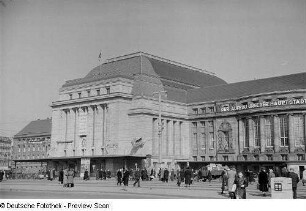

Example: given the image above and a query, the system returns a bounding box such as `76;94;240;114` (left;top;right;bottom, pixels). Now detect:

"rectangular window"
279;115;289;146
193;133;198;150
243;155;248;161
106;86;110;94
201;156;205;161
193;156;197;161
253;117;260;147
78;92;81;98
200;133;206;149
192;108;198;115
293;115;304;147
208;106;215;113
297;154;305;161
208;121;213;128
223;156;228;161
267;155;273;161
209;132;214;149
209;156;214;161
87;90;91;97
281;154;288;161
200;121;205;128
200;108;206;114
69;94;72;100
96;89;100;96
244;119;249;148
265;117;274;147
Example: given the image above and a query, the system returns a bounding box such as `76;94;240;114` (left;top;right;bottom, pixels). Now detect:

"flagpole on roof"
98;50;102;73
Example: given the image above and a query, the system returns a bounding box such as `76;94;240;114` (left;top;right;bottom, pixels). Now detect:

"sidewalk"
1;178;306;199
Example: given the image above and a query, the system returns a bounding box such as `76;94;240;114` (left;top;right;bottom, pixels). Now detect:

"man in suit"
288;168;299;199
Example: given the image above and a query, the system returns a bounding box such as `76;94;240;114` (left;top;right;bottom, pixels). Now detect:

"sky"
1;0;306;137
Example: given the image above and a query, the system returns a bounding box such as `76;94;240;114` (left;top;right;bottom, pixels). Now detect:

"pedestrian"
150;168;154;181
180;168;185;184
208;170;212;182
133;168;141;187
184;167;192;188
221;168;229;194
96;168;99;180
287;168;299;199
164;168;169;183
123;168;130;190
258;168;269;196
170;169;175;181
198;169;202;181
0;170;4;182
67;168;75;188
234;172;248;199
158;168;161;181
177;169;182;187
59;168;64;184
84;169;89;181
117;169;122;186
302;169;306;186
160;168;165;182
268;169;275;190
99;168;103;180
102;169;107;180
227;166;237;199
47;170;51;181
281;167;289;177
63;168;68;187
106;169;111;179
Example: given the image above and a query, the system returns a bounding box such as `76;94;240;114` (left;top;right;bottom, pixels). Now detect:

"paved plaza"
1;178;306;199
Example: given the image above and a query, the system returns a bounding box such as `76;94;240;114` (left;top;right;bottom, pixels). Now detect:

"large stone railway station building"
14;52;306;178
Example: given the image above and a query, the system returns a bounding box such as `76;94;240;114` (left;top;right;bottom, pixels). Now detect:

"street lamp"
153;91;167;168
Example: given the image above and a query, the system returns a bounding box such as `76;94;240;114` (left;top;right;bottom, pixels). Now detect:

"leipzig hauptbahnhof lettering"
12;52;306;178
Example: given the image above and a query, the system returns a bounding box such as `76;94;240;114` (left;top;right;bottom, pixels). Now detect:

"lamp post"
153;91;167;168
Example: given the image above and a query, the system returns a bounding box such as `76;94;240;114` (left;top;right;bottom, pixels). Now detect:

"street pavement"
1;178;306;199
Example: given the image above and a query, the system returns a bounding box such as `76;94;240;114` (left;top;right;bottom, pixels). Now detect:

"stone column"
105;104;109;143
172;121;176;156
288;114;295;153
239;118;244;152
304;114;306;151
72;108;78;150
100;104;106;155
152;118;157;156
273;115;280;153
90;105;97;147
87;106;93;147
260;116;266;153
248;117;254;150
179;121;182;156
162;119;166;156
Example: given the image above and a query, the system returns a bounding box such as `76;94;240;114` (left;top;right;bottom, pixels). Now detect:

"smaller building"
0;136;12;171
12;118;51;178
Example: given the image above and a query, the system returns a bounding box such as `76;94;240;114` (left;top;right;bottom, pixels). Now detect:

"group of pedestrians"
95;169;112;180
58;168;75;188
221;166;302;199
258;167;300;199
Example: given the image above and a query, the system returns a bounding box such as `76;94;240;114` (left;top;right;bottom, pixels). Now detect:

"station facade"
49;52;306;177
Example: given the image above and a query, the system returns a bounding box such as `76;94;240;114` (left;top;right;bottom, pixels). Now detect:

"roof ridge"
104;51;216;76
193;71;306;91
